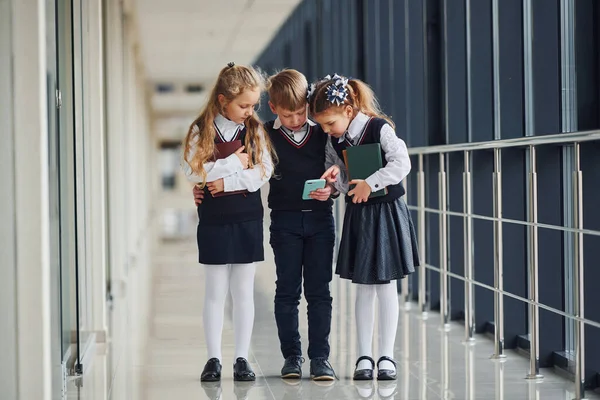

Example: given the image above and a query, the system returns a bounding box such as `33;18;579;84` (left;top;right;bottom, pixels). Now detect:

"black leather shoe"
201;358;222;382
353;356;375;381
376;356;397;381
310;357;336;381
233;357;256;381
281;355;304;379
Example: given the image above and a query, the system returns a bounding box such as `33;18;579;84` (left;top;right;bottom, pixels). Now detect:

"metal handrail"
402;133;595;397
405;205;600;237
408;129;600;155
421;263;600;331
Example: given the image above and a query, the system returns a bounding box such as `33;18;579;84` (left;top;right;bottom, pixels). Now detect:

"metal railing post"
491;148;506;359
526;145;543;380
573;143;586;399
417;154;427;316
439;153;450;329
463;151;475;342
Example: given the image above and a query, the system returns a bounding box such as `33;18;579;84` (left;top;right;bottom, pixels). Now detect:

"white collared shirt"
182;114;273;192
273;117;317;143
333;112;411;193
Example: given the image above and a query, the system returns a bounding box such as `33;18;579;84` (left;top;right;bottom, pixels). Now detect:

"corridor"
138;195;597;400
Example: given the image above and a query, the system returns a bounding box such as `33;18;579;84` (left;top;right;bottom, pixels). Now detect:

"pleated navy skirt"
336;197;419;284
196;219;264;265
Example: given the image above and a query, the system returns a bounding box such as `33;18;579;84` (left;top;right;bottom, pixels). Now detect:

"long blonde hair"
183;64;276;187
308;76;395;128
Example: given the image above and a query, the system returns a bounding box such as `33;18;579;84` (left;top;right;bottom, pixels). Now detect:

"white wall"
11;0;53;398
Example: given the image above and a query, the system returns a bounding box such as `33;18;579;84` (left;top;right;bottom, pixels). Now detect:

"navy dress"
331;117;419;284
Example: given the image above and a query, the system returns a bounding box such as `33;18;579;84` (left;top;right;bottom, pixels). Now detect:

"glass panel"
56;0;79;367
72;0;92;359
45;0;66;394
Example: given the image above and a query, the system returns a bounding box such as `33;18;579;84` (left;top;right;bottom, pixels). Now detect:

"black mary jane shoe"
353;356;375;381
233;357;256;382
376;356;397;381
201;358;222;382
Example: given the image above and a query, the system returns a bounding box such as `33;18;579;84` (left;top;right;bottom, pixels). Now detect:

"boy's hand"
309;184;333;201
207;179;225;195
348;179;371;203
193;185;204;206
320;165;340;184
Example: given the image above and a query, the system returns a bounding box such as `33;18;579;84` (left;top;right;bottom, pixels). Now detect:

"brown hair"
182;64;276;187
308;76;395;128
267;69;308;111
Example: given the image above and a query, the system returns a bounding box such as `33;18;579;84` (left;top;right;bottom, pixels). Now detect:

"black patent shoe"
233;357;256;381
376;356;397;381
353;356;375;381
201;358;222;382
281;355;304;379
201;381;222;400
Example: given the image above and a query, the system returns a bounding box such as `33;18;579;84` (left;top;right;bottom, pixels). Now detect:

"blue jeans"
270;209;335;360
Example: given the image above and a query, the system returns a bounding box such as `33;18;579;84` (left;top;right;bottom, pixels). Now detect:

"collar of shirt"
338;111;370;143
273;116;316;132
214;114;245;142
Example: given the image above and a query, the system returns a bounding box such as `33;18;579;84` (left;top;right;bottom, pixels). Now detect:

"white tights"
203;263;256;363
355;282;399;372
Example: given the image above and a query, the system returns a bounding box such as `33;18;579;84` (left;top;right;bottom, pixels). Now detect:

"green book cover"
343;143;387;198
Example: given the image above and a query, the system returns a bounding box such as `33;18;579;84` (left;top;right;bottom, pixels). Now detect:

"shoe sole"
311;375;335;381
200;377;221;382
353;375;374;381
281;373;301;379
234;376;256;382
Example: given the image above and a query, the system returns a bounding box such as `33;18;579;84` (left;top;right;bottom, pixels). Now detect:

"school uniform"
266;117;341;360
183;114;272;265
330;112;419;284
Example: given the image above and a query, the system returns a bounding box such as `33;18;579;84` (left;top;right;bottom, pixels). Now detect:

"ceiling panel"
136;0;300;125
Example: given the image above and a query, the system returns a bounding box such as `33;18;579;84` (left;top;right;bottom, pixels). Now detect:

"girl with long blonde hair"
182;62;275;383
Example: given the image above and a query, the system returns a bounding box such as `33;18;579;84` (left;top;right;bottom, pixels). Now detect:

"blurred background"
2;0;600;399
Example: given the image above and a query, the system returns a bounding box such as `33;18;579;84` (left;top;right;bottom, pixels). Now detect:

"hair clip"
227;62;235;68
326;83;349;106
307;83;316;101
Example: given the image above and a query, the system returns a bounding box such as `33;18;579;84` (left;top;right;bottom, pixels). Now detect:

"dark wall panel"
532;0;560;136
467;0;494;142
501;149;528;347
498;0;524;139
472;151;494;331
581;142;600;383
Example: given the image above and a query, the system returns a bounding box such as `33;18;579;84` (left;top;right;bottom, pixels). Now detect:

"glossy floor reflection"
140;210;600;400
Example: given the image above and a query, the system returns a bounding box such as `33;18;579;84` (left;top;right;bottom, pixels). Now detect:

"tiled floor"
63;196;599;400
139;210;600;400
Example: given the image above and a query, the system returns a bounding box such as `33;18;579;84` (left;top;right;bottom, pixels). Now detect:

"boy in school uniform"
195;69;344;381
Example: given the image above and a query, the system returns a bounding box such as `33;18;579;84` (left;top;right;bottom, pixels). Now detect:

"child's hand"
348;180;371;203
193;185;204;206
310;184;333;201
235;146;249;169
207;179;225;195
320;165;340;184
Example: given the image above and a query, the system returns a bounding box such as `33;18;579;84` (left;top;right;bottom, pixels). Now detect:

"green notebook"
343;143;387;198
